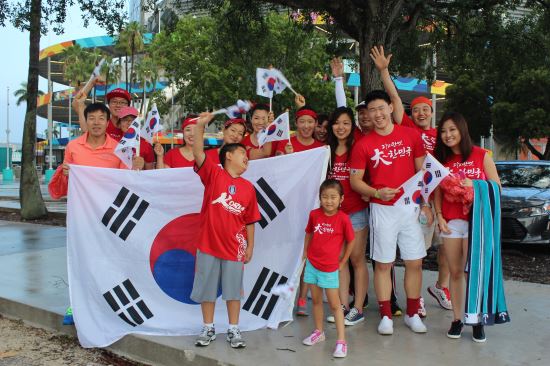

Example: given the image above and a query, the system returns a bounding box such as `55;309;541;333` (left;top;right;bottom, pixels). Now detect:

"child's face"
320;187;343;214
226;147;249;174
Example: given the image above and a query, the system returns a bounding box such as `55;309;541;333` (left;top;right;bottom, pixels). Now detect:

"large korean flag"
67;147;329;348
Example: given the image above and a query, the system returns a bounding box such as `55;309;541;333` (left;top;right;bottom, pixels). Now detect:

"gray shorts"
349;208;369;231
190;250;244;303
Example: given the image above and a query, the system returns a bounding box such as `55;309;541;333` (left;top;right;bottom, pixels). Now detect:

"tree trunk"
20;0;47;219
125;55;129;92
544;139;550;160
358;32;383;100
524;139;544;160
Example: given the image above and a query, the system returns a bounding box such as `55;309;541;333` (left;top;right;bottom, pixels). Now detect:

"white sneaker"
377;316;393;335
404;314;427;333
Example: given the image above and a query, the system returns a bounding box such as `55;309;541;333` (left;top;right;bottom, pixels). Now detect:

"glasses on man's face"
110;100;129;107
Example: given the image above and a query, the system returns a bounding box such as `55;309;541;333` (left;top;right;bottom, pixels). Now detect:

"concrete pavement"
0;220;548;366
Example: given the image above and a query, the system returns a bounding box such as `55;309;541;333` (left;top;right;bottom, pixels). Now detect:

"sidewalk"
0;220;548;366
0;179;66;213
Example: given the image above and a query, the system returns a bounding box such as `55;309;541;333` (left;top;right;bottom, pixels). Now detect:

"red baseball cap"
106;88;132;103
410;96;432;110
118;106;139;119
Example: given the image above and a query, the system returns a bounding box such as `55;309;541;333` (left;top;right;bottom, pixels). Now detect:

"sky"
0;4;112;147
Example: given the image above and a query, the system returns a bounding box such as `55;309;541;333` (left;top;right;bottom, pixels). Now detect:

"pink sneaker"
333;340;347;358
302;329;325;346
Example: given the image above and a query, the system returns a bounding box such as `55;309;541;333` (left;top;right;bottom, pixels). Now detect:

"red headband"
224;118;247;129
181;117;197;129
296;109;318;121
411;96;432;109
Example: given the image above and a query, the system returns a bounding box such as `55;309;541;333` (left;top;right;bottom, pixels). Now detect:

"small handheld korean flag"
141;104;162;143
224;100;252;119
271;68;298;96
115;118;141;169
421;153;450;202
394;170;424;206
256;68;278;98
257;112;290;147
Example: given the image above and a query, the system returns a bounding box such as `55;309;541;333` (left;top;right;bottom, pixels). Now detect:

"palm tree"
13;82;44;106
116;22;145;92
61;44;94;88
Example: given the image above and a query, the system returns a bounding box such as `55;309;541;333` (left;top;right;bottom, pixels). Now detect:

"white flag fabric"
257;112;290;147
224;99;252;119
141;104;162;144
256;68;292;98
421;153;450;202
67;147;330;348
394;170;424;206
114;118;141;169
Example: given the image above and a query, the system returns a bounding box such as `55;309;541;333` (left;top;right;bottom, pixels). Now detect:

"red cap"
106;88;132;103
410;96;432;110
224;118;247;129
118;106;139;119
296;108;318;121
181;117;198;129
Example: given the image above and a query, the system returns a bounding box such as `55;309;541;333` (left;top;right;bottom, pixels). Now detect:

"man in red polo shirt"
350;90;432;336
370;45;452;314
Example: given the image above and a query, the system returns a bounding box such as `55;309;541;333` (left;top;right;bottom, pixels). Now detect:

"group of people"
49;45;501;359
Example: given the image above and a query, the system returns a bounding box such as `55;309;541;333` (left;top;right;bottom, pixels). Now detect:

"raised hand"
330;57;344;78
370;45;392;71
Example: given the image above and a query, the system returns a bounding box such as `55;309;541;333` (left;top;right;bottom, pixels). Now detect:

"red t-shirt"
276;136;324;154
353;128;367;143
242;134;278;158
194;155;261;261
164;147;194;168
441;146;487;221
205;148;221;165
328;152;368;215
107;120;123;141
350;124;425;205
401;112;437;154
305;208;355;272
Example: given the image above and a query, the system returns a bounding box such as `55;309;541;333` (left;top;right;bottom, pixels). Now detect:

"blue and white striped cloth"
465;180;511;326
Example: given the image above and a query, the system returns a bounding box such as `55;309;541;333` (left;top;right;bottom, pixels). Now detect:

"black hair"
219;143;246;168
434;111;474;164
327;107;355;170
319;178;344;197
364;90;391;108
249;103;270;117
317;113;329;124
84;102;110;120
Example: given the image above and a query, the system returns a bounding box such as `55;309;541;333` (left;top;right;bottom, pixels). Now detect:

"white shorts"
369;203;427;263
440;219;469;239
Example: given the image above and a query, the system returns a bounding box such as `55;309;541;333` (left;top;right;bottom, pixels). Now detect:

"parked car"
496;161;550;244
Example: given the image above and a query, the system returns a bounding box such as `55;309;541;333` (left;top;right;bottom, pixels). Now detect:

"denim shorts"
303;259;339;289
349;208;369;231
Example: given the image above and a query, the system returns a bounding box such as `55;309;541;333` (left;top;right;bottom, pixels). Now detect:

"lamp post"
44;57;55;184
2;86;13;183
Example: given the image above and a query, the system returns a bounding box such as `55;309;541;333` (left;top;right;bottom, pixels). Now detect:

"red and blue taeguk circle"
267;77;276;91
149;117;158;129
267;124;277;135
149;213;220;304
423;171;433;185
124;128;137;139
412;190;423;204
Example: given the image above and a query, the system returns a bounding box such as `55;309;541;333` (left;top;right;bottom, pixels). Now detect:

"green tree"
13;82;44;106
62;44;94;87
1;0;126;219
116;21;146;92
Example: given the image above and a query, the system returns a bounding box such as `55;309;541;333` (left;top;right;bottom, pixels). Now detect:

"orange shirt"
48;133;126;199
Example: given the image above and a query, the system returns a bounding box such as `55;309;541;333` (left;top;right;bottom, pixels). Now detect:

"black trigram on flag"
101;187;149;241
243;267;288;320
426;162;432;169
276;130;283;137
434;170;442;178
254;177;285;229
103;279;154;327
404;197;411;205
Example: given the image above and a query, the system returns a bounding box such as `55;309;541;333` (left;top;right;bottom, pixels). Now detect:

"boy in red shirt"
191;112;261;349
350;90;432;336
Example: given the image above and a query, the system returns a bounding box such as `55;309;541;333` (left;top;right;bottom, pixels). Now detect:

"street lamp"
2;86;14;183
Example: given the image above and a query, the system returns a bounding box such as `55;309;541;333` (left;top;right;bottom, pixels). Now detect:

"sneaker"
447;320;463;339
427;284;453;310
327;304;348;323
404;314;427;333
344;307;365;326
195;326;216;347
377;316;394;335
226;327;246;348
62;307;74;325
418;297;427;318
332;340;347;358
472;324;486;343
302;329;326;346
391;301;402;317
296;298;308;316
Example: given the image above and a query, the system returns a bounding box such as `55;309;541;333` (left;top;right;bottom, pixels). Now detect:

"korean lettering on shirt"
313;222;335;235
421;132;436;152
371;140;412;168
451;160;483;179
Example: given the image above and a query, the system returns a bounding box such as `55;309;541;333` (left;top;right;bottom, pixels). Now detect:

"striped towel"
465;180;511;326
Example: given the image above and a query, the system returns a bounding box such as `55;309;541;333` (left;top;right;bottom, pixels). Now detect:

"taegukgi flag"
224;99;252;119
394;170;424;206
421;153;450;202
114;118;141;169
257;112;290;147
141;104;162;144
66;147;330;348
256;68;294;98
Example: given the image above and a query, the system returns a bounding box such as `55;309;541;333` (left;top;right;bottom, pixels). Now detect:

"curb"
0;297;233;366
